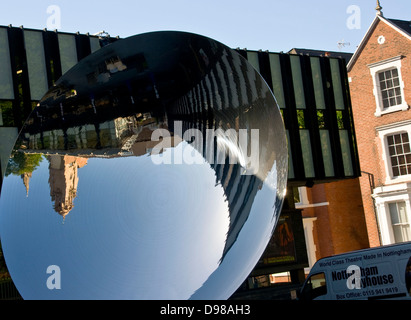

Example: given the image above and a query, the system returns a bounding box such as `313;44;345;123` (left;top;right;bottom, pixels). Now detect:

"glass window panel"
58;33;78;75
400;166;407;175
339;130;353;176
396;145;404;154
269;54;286;109
310;57;325;110
402;133;409;143
24;30;49;100
389;202;411;243
0;28;14;99
404;226;411;241
320;130;334;177
389;146;396;156
391;156;398;166
330;59;345;110
392;226;402;243
290;55;306;109
89;36;101;53
399;155;406;165
392;68;398;77
300;130;315;178
246;51;260;73
399;202;408;222
393;167;399;176
379;68;402;108
389;203;400;224
387;135;394;145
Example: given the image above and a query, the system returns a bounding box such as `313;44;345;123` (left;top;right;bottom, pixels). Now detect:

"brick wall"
302;178;369;261
348;18;411;247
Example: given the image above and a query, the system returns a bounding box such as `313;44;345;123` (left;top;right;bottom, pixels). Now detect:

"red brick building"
347;6;411;247
296;178;369;269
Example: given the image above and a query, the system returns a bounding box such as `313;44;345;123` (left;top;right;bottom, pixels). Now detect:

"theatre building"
0;25;365;299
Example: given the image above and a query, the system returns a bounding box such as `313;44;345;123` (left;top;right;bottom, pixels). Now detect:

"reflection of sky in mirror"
191;163;279;299
0;31;288;300
0;142;234;299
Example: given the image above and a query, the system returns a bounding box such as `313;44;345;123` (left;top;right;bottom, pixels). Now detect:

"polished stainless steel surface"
0;31;287;299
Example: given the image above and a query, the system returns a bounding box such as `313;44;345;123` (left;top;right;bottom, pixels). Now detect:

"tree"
5;151;43;177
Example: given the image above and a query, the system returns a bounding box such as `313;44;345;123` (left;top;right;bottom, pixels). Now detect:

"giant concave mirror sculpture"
0;31;288;300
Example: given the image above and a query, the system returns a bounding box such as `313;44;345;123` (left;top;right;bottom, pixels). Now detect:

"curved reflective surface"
0;31;288;299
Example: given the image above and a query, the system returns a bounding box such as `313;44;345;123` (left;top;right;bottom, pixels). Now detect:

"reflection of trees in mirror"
5;151;43;177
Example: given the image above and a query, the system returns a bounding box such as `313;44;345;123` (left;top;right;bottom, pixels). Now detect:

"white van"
299;242;411;300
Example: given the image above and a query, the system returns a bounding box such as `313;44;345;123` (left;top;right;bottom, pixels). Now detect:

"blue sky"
0;0;410;53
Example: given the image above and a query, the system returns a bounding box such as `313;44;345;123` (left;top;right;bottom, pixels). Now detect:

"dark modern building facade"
0;25;360;299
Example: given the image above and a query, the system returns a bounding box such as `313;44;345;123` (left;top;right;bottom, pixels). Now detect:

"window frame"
377;121;411;184
386;132;411;178
373;185;411;245
368;56;408;117
388;201;411;243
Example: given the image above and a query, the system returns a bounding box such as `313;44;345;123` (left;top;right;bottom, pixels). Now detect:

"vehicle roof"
315;241;411;264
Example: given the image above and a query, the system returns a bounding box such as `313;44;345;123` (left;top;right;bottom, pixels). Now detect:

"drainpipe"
361;171;382;246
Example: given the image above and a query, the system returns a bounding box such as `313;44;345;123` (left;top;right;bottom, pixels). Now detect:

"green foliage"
5;152;43;177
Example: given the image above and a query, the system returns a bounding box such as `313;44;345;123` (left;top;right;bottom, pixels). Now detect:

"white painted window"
373;183;411;245
368;56;408;117
377;120;411;184
388;201;411;243
386;132;411;177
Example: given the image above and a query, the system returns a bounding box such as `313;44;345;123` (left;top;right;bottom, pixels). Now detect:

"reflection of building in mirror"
22;114;167;157
18;154;88;220
47;155;87;220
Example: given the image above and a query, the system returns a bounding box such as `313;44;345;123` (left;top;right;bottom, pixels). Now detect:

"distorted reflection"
0;31;287;299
